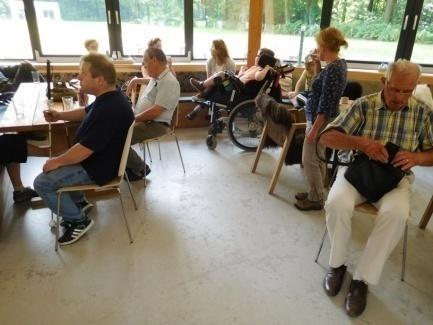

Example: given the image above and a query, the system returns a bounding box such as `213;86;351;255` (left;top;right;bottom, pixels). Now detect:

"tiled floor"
1;128;433;324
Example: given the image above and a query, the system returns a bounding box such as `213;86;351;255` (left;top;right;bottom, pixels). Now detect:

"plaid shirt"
325;91;433;161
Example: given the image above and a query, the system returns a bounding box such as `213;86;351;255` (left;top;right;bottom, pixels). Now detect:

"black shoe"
323;265;347;296
125;165;151;181
125;168;144;181
345;280;368;317
77;199;94;214
58;218;94;246
295;192;308;201
13;187;38;203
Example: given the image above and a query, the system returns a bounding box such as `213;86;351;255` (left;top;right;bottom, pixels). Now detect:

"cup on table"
11;98;24;119
61;96;74;111
31;71;40;84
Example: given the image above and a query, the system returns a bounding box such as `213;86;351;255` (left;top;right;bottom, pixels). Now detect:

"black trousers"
0;134;27;163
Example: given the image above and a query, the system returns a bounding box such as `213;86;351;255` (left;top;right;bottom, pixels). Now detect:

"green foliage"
0;0;10;18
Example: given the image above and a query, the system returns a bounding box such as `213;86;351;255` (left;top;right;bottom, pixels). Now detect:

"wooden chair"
53;121;137;251
141;105;186;185
419;194;433;229
314;202;409;281
251;108;306;194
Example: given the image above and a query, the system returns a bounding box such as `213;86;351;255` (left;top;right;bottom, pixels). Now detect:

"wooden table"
0;83;79;133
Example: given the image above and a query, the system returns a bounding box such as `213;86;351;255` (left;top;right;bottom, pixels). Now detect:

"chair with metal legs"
53;121;138;251
141;105;186;185
314;202;409;281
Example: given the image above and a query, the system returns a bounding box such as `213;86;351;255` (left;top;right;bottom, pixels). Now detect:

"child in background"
288;54;315;109
84;39;99;53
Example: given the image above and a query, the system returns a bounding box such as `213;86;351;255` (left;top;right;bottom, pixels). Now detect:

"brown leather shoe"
295;192;308;201
323;265;347;296
294;198;323;211
345;280;368;317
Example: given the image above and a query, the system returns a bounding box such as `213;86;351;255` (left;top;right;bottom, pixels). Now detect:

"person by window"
288;53;315;109
84;39;99;53
294;27;348;211
125;48;180;181
126;38;176;97
206;39;236;78
185;48;276;120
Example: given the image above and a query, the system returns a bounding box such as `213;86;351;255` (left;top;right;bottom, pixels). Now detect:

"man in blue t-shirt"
34;53;134;246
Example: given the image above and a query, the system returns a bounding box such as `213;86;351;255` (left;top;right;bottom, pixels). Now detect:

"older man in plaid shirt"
320;59;433;317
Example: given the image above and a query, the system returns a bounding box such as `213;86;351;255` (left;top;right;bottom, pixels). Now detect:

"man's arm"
320;129;389;163
135;104;165;122
43;143;93;173
43;107;86;122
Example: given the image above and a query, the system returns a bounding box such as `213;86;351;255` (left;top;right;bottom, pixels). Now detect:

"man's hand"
43;109;61;122
362;139;388;163
43;157;61;173
288;91;298;99
126;77;138;96
393;151;418;171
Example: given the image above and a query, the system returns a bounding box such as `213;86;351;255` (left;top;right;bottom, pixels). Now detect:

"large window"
411;0;433;65
35;0;109;56
0;0;431;68
119;0;185;56
330;0;407;63
192;0;250;59
0;0;33;59
261;0;323;62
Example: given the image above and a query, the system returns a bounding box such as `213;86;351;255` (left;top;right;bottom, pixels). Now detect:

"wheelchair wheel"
206;134;217;150
227;99;263;151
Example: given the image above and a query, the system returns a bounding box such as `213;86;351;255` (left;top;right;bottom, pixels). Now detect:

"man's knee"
33;172;51;192
325;192;354;222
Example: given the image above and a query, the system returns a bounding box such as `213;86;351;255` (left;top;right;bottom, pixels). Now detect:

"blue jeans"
33;164;93;223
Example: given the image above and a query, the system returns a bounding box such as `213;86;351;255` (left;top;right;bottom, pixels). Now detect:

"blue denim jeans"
33;164;93;223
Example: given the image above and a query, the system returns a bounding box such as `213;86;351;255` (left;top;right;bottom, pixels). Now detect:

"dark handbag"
344;143;405;202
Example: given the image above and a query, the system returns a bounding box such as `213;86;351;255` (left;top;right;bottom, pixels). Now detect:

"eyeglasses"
385;82;414;95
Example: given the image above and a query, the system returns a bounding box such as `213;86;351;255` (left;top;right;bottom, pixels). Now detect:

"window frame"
0;0;431;70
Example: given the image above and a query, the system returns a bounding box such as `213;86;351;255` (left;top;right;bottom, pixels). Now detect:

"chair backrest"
169;105;179;132
118;121;135;177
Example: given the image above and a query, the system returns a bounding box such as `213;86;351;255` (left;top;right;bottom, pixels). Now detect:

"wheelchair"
192;70;281;151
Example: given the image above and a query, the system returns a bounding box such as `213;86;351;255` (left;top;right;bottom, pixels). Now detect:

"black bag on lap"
344;142;406;202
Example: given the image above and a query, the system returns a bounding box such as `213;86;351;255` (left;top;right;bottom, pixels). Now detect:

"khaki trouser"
301;123;327;202
126;121;168;174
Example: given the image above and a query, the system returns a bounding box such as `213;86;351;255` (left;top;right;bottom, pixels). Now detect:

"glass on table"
61;96;74;111
31;71;40;84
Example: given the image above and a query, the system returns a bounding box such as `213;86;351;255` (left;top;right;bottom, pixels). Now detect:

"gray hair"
144;47;167;65
385;59;422;82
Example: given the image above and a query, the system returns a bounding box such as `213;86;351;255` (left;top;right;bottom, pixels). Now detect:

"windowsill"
3;60;433;84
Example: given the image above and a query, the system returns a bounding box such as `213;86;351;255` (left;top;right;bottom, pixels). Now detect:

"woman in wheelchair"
186;48;277;120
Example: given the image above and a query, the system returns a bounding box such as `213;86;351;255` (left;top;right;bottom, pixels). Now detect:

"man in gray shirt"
126;47;180;180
